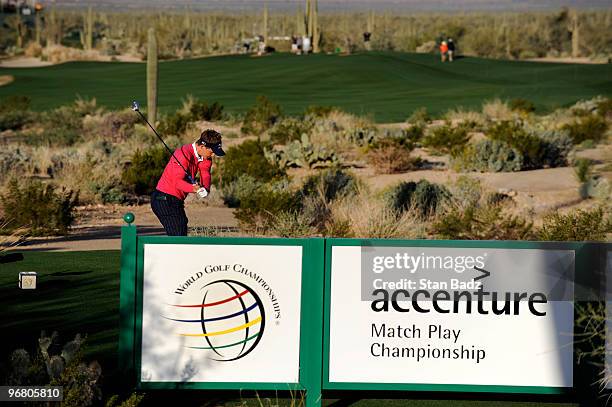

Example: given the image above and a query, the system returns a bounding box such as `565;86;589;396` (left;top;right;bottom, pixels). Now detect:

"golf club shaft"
134;110;195;184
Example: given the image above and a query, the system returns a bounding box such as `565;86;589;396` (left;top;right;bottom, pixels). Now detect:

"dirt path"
0;57;53;68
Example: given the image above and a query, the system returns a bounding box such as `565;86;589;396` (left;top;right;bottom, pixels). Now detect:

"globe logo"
171;279;265;361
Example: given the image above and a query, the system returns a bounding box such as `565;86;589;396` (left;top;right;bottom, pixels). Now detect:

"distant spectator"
439;41;448;62
447;38;456;62
302;35;311;54
363;31;372;51
291;35;298;54
257;35;266;55
297;36;303;55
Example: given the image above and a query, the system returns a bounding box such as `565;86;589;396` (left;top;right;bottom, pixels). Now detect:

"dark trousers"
151;190;188;236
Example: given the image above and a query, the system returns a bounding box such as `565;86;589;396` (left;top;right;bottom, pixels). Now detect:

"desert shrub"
121;146;168;195
221;139;285;184
304;105;335;118
562;115;608;144
574;158;593;183
451;176;482;209
96;109;139;142
536;129;573;168
241;96;282;135
270;210;318;238
444;108;487;129
0;110;32;131
538;207;611;241
158;112;191;136
596;97;612;119
403;125;425;144
300;168;358;202
487;121;545;169
384;180;451;218
367;138;421;174
423;124;470;156
234;184;301;232
407;107;430;125
344;127;378;147
509;98;536;113
0;95;31;112
220;174;263;208
269;117;314;144
0;179;78;236
33;105;86;146
5;332;104;407
189;100;224;121
453;139;524;172
482;99;514;121
0;148;30;174
432;203;534;240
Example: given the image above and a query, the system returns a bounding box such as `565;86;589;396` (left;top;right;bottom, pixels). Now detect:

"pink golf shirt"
156;143;212;201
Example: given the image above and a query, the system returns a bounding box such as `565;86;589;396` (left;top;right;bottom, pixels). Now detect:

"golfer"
151;129;225;236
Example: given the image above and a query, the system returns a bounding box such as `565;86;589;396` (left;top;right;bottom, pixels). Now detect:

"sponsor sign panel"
328;245;575;388
140;244;303;383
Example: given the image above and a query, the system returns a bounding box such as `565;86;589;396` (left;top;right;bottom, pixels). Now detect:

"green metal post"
118;213;137;383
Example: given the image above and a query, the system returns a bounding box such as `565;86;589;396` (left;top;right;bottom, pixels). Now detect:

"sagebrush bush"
432;203;534;240
538;207;611;241
423;124;470;156
270;211;318;238
0;110;32;131
158;112;191;136
509;98;536;114
0;178;78;236
451;176;482;209
121;146;168;195
487;121;544;169
220;139;285;184
368;138;421;174
452;139;524;172
189;100;224;121
0;95;31;113
384;180;451;218
96;109;139;142
234;184;300;232
407;107;430;125
30;104;88;146
220;174;262;208
241;96;282;135
482;99;514;121
535;129;573;168
562;114;608;144
300;168;359;203
303;105;336;118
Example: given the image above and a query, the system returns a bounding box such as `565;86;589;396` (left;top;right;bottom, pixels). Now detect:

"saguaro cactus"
263;2;268;40
569;9;580;58
85;6;93;50
147;27;158;124
312;0;319;53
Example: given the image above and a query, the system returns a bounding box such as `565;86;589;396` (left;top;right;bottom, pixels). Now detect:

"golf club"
131;100;196;184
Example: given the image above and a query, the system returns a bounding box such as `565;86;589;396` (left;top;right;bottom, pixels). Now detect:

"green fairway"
0;250;582;406
0;52;610;122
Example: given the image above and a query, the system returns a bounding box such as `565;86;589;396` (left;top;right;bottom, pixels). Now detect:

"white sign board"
328;246;574;388
141;244;303;383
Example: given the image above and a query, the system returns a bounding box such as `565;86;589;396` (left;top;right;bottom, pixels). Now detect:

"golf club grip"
135;110;194;183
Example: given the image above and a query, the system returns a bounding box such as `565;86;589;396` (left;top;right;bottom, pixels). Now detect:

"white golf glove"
197;187;208;198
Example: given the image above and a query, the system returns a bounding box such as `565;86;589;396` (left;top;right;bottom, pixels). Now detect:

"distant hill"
42;0;612;12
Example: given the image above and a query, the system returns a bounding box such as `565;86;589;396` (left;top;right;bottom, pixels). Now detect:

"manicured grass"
1;52;611;122
0;251;121;371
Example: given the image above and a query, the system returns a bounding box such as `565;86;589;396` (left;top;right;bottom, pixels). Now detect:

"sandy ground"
0;57;53;68
525;57;610;64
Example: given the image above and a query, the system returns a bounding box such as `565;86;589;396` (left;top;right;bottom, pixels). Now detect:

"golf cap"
198;129;225;156
205;141;225;157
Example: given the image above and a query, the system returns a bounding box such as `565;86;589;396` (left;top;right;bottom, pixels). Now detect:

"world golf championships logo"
169;279;265;361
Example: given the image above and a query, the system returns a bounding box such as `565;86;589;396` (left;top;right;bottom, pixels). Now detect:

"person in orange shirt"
440;41;448;62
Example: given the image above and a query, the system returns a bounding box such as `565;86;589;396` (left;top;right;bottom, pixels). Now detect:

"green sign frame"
119;218;609;403
119;223;324;406
322;238;602;395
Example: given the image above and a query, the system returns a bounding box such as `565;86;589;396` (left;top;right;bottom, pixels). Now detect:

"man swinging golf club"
151;129;225;236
